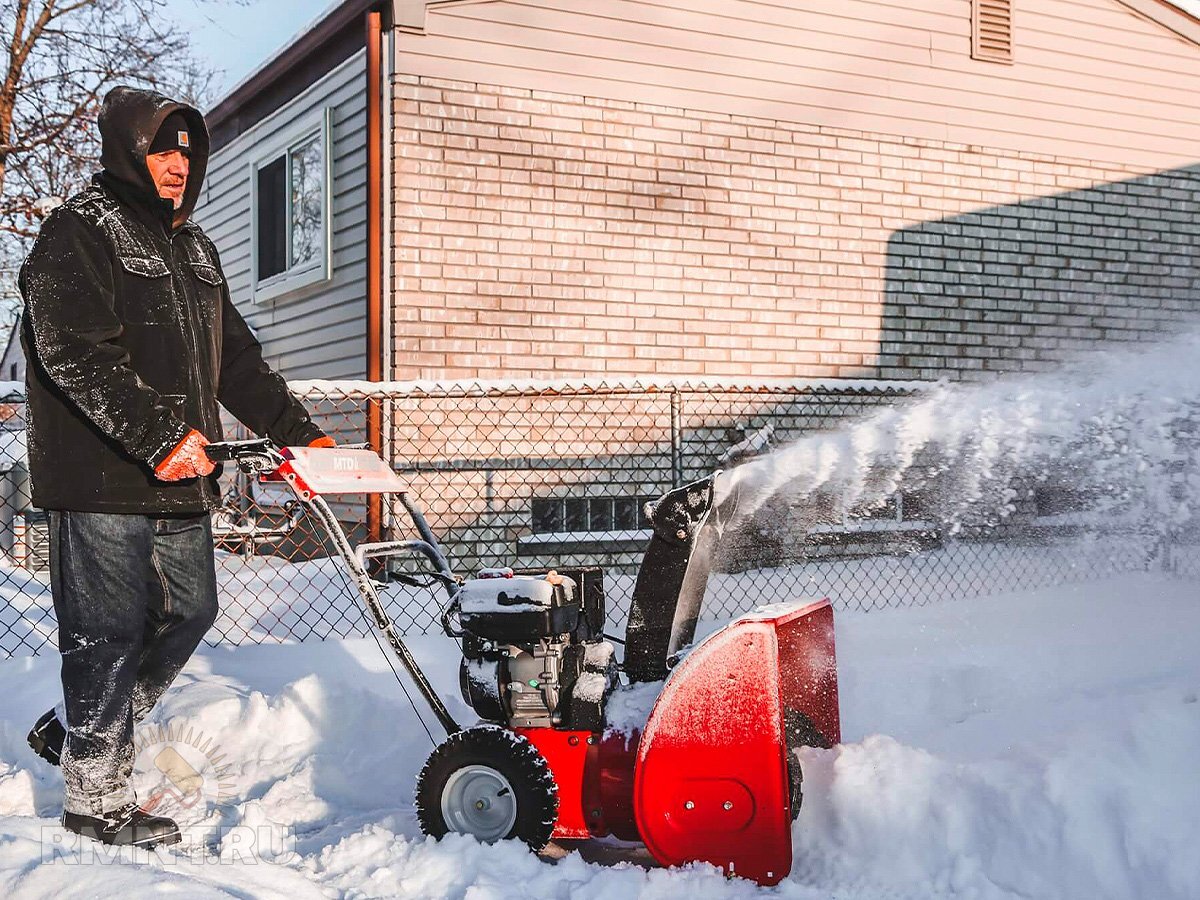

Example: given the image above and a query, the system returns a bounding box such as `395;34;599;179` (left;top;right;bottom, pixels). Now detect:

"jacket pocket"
118;253;176;324
118;255;170;278
189;262;223;286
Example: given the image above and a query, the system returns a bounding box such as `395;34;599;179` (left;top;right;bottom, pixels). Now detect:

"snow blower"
207;440;840;887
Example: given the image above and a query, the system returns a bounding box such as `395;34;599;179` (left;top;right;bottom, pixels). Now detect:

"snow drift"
0;572;1195;899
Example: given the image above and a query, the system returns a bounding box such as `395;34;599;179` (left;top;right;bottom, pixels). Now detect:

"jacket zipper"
169;233;215;505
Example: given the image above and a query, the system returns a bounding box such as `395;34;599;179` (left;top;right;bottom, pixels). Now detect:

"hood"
97;86;210;229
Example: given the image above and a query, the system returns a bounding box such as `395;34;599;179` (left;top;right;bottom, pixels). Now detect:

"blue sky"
170;0;338;108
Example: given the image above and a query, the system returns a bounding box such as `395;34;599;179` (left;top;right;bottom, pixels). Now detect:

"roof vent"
972;0;1013;63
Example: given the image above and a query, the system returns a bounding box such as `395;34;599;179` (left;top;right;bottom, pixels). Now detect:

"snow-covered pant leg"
49;511;219;815
50;511;151;815
131;515;219;721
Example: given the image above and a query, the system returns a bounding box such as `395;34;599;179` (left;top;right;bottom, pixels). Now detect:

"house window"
251;108;332;302
971;0;1013;64
532;496;654;535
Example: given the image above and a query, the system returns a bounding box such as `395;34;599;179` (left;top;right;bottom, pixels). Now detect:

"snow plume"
719;330;1200;536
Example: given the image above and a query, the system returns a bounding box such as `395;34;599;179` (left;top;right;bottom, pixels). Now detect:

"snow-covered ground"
0;570;1195;899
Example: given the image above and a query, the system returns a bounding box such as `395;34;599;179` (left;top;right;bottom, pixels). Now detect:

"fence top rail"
0;378;934;404
288;376;933;400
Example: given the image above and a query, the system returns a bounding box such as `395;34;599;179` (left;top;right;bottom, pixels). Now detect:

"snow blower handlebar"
204;437;283;472
204;439;462;738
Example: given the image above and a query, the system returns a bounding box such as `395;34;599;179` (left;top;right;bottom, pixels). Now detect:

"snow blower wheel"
416;725;558;849
787;755;803;821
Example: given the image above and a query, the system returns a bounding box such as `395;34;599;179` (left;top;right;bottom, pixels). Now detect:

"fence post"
12;513;25;569
1160;530;1176;577
670;387;683;488
366;397;383;543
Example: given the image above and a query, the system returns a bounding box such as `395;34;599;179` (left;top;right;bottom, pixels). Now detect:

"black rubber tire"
415;725;558;849
783;706;824;822
786;754;804;821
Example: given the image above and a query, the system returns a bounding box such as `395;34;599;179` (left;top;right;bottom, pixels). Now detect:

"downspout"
365;7;384;543
380;19;395;532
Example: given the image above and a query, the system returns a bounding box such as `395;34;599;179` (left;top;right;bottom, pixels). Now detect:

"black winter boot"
62;802;182;848
27;708;64;766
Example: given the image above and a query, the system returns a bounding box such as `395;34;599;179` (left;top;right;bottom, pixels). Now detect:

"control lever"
204;439;284;475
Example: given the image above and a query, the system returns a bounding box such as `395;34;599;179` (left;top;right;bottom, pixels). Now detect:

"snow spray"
717;330;1200;541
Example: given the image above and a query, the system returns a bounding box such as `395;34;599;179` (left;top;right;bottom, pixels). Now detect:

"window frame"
248;106;334;304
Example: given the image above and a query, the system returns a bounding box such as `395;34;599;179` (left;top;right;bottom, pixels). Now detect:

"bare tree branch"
0;0;229;319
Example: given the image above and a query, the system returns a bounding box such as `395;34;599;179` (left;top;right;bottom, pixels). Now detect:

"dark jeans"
48;510;218;815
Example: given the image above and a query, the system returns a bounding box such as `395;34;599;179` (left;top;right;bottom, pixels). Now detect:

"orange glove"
154;430;216;481
308;436;336;448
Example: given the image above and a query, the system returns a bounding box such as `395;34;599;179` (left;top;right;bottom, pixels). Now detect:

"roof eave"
204;0;382;146
1118;0;1200;46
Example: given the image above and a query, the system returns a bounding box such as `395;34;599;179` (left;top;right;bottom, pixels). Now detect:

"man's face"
146;150;189;208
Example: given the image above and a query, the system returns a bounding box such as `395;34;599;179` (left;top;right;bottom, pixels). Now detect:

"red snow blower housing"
207;441;839;886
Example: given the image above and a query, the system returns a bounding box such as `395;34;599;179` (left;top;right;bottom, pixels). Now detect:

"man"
19;86;334;848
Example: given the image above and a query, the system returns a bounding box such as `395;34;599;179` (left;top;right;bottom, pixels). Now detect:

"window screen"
289;134;324;270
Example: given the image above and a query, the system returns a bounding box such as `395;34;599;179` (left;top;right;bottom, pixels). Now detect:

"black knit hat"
148;111;192;155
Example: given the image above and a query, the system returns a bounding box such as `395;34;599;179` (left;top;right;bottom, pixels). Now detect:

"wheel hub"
440;764;518;842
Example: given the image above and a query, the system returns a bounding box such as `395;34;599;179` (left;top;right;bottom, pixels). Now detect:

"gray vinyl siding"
0;320;23;383
193;51;368;380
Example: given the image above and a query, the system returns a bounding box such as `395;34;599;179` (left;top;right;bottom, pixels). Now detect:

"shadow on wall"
879;164;1200;381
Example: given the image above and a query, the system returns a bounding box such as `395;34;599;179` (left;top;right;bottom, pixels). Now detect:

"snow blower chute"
208;441;839;887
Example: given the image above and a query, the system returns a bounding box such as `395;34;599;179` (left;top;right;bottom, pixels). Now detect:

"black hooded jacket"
19;87;324;514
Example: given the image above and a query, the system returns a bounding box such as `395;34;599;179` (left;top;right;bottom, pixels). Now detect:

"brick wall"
390;74;1200;382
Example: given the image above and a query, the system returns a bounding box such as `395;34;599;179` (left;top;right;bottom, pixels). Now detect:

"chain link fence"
0;378;1195;658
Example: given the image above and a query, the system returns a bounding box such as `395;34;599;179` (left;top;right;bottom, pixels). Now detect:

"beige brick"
390;77;1171;382
420;76;476;92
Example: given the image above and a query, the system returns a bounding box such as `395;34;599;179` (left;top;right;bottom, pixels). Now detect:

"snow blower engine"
451;567;618;733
